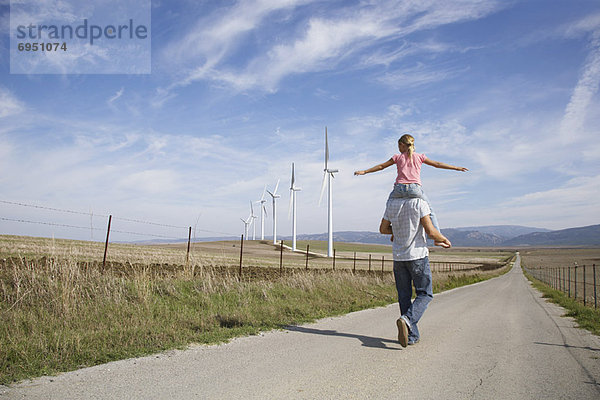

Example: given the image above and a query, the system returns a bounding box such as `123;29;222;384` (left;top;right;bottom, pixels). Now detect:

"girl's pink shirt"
392;152;427;184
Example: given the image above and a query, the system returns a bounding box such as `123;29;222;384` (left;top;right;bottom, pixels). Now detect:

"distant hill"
291;225;600;247
501;224;600;247
294;231;391;245
130;224;600;247
440;229;505;247
452;225;552;238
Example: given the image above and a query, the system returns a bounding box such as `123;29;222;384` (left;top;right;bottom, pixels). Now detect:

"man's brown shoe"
396;318;408;348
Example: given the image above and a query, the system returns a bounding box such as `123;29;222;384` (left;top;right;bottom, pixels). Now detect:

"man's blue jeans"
393;257;433;342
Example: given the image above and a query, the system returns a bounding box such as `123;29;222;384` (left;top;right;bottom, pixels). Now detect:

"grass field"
519;247;600;270
293;240;391;254
520;247;600;303
0;235;513;385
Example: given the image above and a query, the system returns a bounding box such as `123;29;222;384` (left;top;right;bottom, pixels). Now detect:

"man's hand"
434;239;451;248
379;218;393;235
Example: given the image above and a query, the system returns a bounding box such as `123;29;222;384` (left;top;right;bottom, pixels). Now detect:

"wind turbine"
240;215;251;239
288;163;301;251
257;186;268;240
318;127;338;257
266;179;281;245
249;201;257;240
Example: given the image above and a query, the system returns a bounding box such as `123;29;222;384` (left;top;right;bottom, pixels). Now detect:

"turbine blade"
325;127;329;170
273;178;280;195
260;185;266;201
318;171;327;206
291;162;295;188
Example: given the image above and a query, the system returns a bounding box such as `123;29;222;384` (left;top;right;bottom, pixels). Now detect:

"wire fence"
1;199;511;274
265;244;504;274
523;264;599;309
0;199;236;241
0;234;509;278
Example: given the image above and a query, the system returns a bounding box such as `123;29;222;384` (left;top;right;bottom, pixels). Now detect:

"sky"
0;0;599;242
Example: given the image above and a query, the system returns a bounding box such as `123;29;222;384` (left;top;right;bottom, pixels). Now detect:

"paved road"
3;255;600;399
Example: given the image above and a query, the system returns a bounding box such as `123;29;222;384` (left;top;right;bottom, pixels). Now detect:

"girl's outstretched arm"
423;158;468;172
354;158;394;175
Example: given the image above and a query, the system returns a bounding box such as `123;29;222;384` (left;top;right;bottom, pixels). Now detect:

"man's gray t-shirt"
383;197;431;261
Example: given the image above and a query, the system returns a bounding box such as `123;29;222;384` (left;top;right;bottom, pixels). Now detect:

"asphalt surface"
2;254;600;399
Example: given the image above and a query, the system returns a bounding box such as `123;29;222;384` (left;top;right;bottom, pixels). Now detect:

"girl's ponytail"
399;134;415;161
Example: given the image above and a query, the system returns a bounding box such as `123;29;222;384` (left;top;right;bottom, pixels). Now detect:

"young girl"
354;133;468;231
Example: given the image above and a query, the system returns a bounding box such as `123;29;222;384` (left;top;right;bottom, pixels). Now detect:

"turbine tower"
249;201;257;240
288;163;301;251
318;127;338;257
257;185;268;240
266;179;281;245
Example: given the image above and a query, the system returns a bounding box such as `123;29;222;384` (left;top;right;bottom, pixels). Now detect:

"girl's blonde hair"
399;134;415;160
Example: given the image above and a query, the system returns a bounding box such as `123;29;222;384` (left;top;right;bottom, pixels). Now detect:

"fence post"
353;252;356;273
305;245;310;270
186;226;192;264
568;266;571;298
381;256;384;274
574;264;578;301
558;267;560;290
368;254;372;272
333;249;336;271
102;214;112;269
238;235;244;276
594;264;597;309
279;240;284;273
583;265;587;306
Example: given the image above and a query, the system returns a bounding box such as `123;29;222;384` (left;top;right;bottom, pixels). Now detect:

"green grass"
0;236;514;385
524;271;600;336
294;240;392;254
0;258;398;385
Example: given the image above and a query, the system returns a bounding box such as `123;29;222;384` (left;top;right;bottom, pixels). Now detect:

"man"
379;196;451;347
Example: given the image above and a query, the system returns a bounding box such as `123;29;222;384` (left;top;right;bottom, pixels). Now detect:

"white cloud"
559;35;600;142
118;169;181;194
564;13;600;38
495;175;600;229
160;0;506;94
506;175;600;208
107;87;124;105
158;0;315;96
0;88;25;117
163;0;312;66
377;63;469;89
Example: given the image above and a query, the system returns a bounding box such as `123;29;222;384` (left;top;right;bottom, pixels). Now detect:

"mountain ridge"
127;224;600;247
